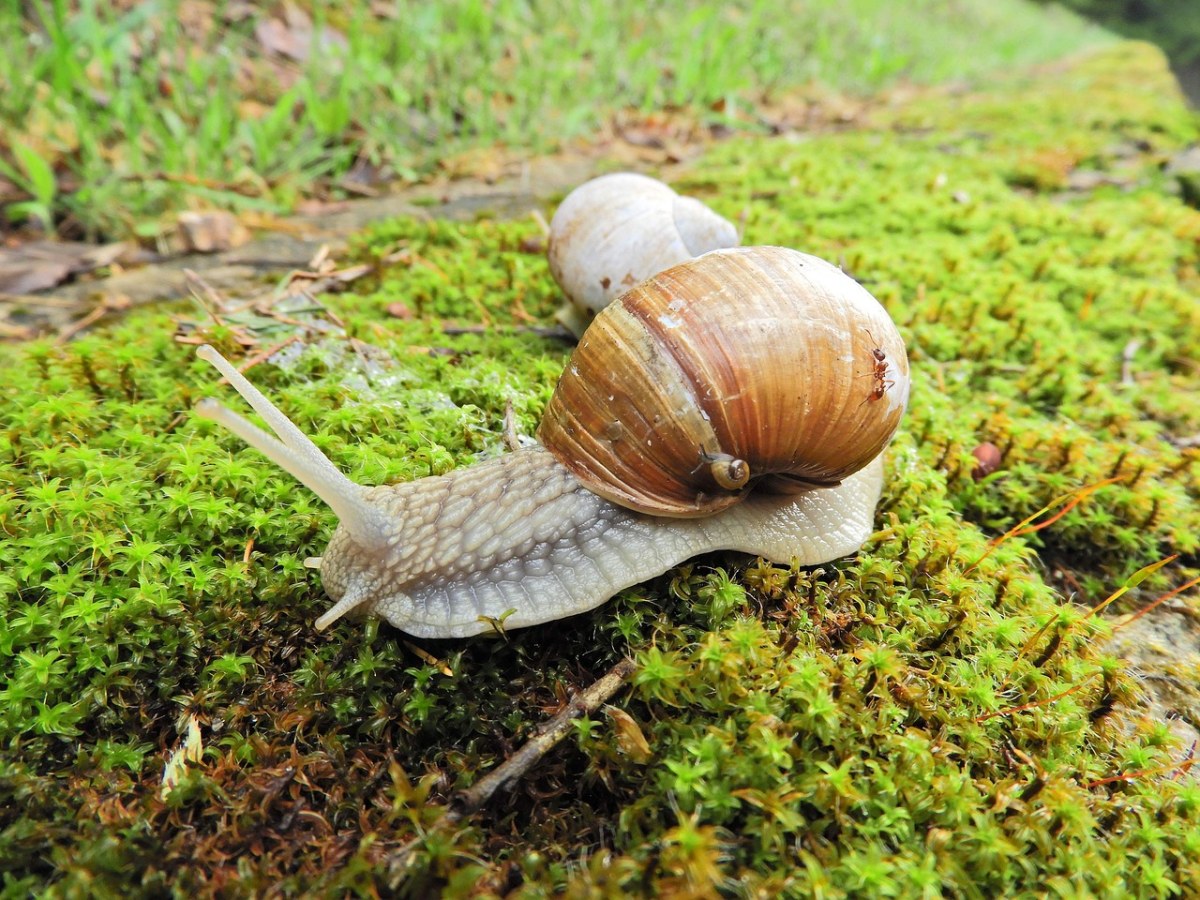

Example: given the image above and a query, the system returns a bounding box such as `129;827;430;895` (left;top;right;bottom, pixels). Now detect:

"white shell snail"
195;246;910;638
547;172;740;335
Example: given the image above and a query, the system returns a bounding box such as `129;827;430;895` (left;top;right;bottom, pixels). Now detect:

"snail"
547;172;739;335
194;246;910;639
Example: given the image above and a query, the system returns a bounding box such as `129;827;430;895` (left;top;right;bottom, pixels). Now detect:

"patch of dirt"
1105;605;1200;781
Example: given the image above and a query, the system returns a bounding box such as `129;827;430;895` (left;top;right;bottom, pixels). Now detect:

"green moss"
2;41;1199;896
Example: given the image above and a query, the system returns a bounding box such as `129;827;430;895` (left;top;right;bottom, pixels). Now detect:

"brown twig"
55;304;110;343
974;674;1098;722
0;292;82;308
55;295;131;344
123;170;267;197
307;243;332;271
1113;574;1200;632
323;304;347;330
386;657;637;877
1086;740;1198;789
402;640;454;677
232;334;302;378
0;320;35;340
183;268;228;322
964;476;1122;576
440;322;575;341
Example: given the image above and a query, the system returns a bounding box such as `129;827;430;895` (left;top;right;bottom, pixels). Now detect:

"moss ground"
2;41;1200;897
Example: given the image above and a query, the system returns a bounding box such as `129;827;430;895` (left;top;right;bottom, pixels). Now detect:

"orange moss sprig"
965;476;1123;576
1003;555;1181;685
1081;554;1179;622
1085;743;1198;790
973;674;1099;723
1113;573;1200;633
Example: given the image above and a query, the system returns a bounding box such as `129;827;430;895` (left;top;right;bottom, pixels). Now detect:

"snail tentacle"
195;347;388;546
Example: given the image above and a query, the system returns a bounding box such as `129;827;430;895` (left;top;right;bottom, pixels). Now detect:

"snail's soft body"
196;246;909;638
316;448;883;638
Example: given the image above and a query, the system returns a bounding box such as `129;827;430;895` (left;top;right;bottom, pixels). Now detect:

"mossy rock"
2;41;1200;896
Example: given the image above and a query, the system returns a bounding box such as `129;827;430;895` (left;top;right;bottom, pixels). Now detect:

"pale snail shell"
547;172;740;335
194;246;909;638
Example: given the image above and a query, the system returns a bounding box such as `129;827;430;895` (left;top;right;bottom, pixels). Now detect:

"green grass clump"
0;0;1112;238
3;41;1200;896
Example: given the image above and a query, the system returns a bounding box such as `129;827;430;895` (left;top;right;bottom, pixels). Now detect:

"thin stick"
123;170;267;196
402;640;454;677
307;243;332;271
233;334;302;378
1086;748;1198;789
1001;554;1181;689
974;674;1098;723
1082;554;1178;622
184;268;228;320
1113;574;1200;632
964;477;1121;575
440;322;575;341
0;320;35;340
54;302;113;344
451;658;636;816
386;657;637;875
55;294;132;344
1120;339;1141;386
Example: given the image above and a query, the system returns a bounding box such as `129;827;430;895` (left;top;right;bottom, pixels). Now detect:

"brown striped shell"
537;246;910;517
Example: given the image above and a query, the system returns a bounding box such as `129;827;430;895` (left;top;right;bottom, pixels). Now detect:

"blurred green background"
2;0;1119;240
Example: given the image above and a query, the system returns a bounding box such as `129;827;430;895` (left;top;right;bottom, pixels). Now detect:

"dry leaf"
0;257;71;295
160;715;204;799
236;99;273;121
222;1;256;23
295;198;353;217
0;241;127;294
437;146;514;182
177;211;252;253
177;0;218;41
254;16;306;60
605;705;653;763
277;263;371;300
254;3;346;63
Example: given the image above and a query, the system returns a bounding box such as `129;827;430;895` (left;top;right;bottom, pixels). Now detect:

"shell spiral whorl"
538;246;910;517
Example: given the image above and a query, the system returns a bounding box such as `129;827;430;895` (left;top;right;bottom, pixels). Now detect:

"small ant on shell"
859;329;895;404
